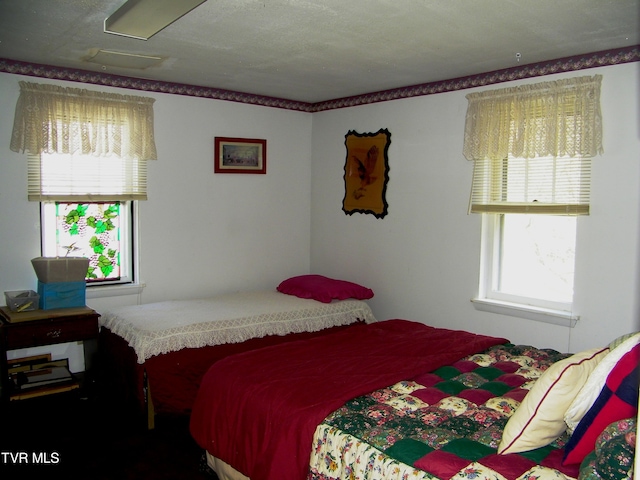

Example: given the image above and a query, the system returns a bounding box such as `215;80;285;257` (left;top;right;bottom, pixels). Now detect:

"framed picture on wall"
342;128;391;219
214;137;267;174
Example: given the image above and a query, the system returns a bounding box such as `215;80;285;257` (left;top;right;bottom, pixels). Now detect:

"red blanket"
189;320;507;480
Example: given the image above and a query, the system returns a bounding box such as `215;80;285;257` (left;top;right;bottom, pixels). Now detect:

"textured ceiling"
0;0;638;103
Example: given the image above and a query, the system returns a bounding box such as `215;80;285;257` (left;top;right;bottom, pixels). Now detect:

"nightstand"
0;306;100;400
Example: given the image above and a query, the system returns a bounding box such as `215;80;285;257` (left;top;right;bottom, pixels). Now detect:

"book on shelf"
7;353;52;372
11;365;75;389
9;382;80;400
7;354;79;400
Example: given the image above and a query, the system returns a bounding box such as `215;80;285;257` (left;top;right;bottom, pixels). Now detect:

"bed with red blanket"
189;321;638;480
96;276;377;426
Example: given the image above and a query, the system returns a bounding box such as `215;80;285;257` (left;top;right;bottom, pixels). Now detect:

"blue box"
37;281;86;310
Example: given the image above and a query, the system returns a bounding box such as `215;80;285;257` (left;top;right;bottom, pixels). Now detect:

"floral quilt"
308;344;581;480
578;417;635;480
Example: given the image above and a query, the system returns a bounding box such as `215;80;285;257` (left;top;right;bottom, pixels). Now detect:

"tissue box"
4;290;40;312
31;257;89;283
37;281;86;310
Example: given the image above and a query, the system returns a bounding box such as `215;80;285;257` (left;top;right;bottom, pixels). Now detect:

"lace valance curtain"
463;75;603;161
10;81;157;161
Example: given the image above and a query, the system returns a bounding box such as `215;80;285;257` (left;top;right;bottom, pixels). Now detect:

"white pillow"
498;347;609;454
564;332;640;432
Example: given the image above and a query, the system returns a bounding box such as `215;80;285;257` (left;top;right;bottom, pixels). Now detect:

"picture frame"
342;128;391;219
214;137;267;174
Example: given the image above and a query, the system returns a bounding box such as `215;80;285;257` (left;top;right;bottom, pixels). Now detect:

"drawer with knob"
1;314;99;350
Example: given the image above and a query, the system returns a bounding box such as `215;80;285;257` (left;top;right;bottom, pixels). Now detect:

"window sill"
86;282;146;299
471;297;578;328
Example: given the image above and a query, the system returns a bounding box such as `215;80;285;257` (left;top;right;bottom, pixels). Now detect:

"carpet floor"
0;386;215;479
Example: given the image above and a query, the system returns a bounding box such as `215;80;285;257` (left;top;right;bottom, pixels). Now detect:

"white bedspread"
99;291;376;362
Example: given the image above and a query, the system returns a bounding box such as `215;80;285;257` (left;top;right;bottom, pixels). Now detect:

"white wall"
1;62;639;371
310;63;640;353
0;72;313;370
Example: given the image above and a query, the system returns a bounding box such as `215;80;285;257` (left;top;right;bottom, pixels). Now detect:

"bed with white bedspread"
97;275;377;426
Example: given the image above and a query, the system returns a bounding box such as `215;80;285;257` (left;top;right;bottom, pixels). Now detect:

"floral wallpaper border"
1;45;637;113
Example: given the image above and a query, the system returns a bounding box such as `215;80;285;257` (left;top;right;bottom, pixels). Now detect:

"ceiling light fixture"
104;0;207;40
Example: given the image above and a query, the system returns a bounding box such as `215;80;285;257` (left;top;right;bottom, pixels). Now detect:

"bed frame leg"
143;369;155;430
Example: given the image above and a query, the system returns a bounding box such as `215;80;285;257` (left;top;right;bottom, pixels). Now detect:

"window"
472;154;590;313
41;200;135;285
34;150;140;285
463;75;603;323
10;81;157;290
34;147;145;285
492;214;576;305
479;207;578;314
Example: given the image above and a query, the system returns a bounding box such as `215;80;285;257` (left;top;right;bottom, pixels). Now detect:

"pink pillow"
277;275;374;303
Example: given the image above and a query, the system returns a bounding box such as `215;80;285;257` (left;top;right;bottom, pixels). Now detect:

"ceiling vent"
86;49;164;70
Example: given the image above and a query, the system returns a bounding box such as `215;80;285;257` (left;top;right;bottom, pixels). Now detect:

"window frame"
40;200;141;292
473;213;579;327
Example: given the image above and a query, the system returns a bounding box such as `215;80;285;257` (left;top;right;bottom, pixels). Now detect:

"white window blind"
470;156;591;215
28;152;148;202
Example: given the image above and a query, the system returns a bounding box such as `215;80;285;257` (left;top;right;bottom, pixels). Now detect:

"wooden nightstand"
0;306;100;400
